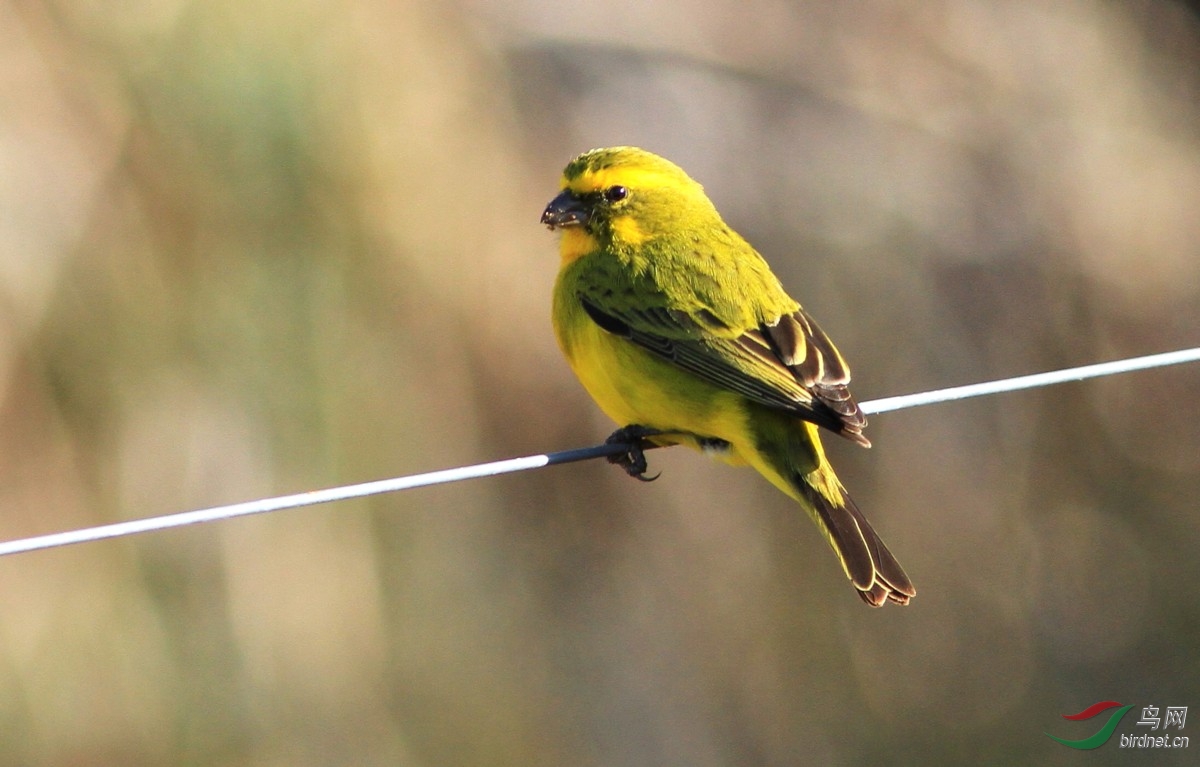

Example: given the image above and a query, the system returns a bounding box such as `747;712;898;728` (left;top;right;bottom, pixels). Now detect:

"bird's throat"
558;228;600;265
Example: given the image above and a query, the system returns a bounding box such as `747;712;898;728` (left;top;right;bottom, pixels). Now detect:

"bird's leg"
605;425;663;482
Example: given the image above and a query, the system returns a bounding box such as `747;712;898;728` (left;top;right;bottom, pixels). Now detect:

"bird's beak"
541;190;589;230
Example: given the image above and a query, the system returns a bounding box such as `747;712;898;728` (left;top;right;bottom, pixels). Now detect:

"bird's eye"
604;185;628;203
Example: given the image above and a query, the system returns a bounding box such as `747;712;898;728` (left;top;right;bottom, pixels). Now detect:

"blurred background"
1;0;1199;764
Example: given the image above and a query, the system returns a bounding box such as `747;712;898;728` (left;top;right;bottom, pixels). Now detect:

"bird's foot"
605;425;663;482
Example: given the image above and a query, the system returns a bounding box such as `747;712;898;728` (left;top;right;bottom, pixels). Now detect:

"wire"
0;346;1197;558
861;347;1200;414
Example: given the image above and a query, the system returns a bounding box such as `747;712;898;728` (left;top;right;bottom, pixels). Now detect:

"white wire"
861;346;1200;414
0;346;1197;558
0;455;557;557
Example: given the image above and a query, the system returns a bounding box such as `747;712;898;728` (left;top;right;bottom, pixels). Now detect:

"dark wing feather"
580;296;870;445
760;311;868;442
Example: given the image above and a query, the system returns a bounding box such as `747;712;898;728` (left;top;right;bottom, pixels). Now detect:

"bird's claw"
605;425;662;482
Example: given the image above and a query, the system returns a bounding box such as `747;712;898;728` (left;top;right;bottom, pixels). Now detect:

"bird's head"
541;147;714;259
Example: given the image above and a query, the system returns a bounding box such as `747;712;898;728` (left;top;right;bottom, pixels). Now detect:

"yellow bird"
542;147;914;606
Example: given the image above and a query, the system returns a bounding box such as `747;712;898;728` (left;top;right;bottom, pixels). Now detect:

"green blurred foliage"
1;0;1198;764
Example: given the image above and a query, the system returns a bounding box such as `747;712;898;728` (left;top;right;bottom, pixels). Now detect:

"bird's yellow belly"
558;318;752;462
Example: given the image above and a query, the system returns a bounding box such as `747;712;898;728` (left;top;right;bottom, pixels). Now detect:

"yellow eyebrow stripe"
565;166;692;195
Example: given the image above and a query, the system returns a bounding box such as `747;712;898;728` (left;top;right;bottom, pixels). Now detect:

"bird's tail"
793;476;915;606
748;419;915;606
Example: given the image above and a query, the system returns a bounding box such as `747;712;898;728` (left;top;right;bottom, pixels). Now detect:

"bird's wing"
577;292;870;445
